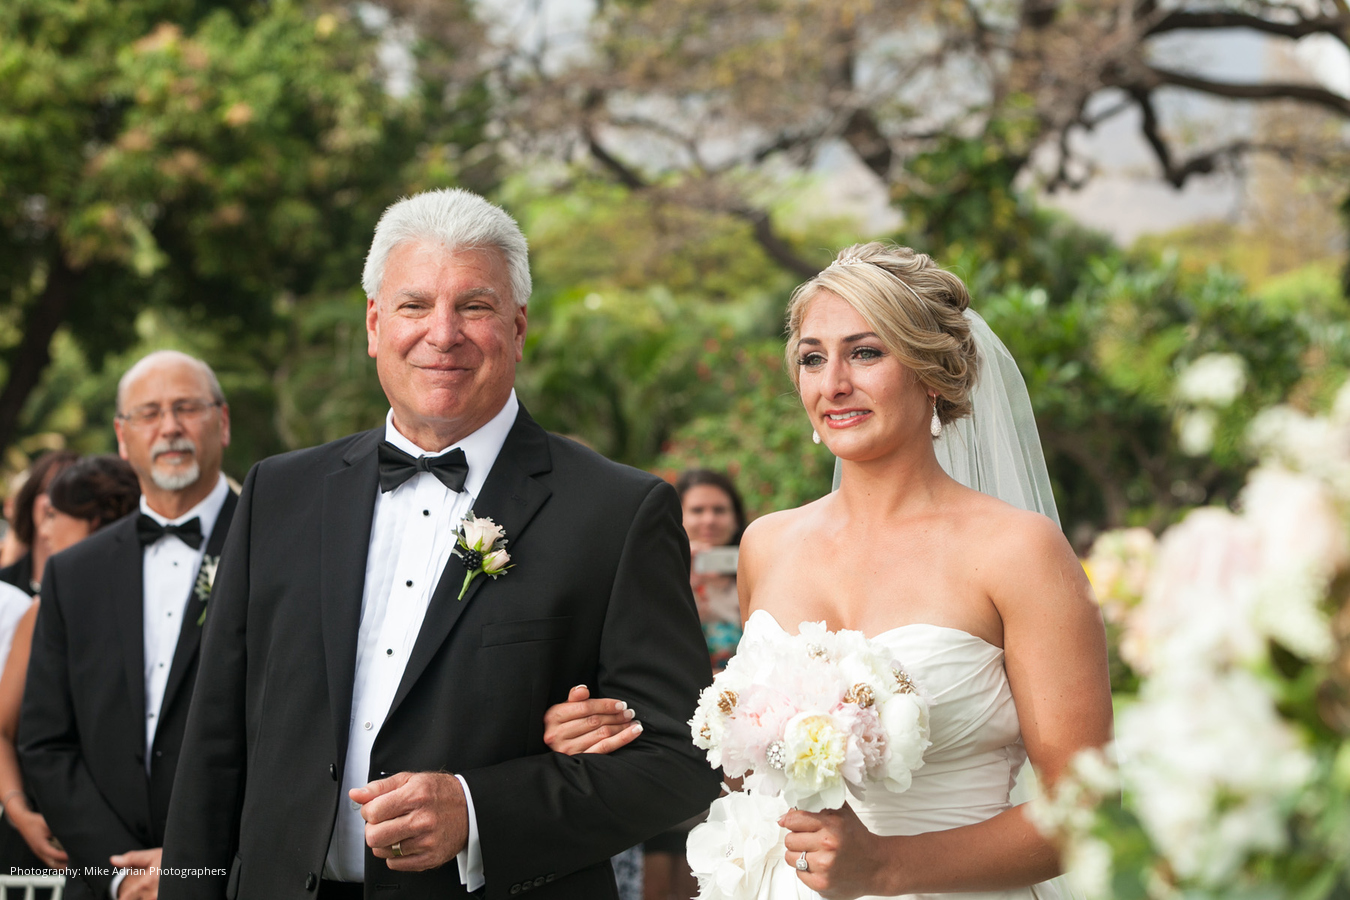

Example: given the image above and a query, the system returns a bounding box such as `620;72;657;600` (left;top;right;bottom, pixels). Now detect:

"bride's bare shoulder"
737;497;829;584
741;496;828;551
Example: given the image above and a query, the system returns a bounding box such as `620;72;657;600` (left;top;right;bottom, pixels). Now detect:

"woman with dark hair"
0;451;80;597
675;469;748;673
0;456;140;875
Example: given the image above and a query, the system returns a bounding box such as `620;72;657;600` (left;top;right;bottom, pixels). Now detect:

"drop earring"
929;398;942;438
812;430;822;445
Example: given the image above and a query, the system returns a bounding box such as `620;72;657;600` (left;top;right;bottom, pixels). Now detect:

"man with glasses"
20;350;238;900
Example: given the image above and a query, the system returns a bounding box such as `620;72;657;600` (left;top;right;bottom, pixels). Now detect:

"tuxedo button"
329;763;338;780
533;876;545;887
305;872;317;891
509;885;520;895
545;874;555;882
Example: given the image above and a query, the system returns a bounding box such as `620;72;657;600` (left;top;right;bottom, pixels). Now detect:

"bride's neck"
834;445;950;520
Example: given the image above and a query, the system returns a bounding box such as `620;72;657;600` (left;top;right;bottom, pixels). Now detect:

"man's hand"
352;772;468;872
110;847;162;900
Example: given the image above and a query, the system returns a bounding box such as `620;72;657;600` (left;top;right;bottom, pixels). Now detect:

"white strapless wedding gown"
742;609;1066;900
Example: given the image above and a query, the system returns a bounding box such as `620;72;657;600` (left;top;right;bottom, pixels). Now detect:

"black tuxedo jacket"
19;495;238;899
160;408;719;900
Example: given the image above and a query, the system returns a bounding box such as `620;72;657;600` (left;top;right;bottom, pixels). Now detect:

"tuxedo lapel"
108;517;148;749
386;408;553;721
321;430;382;765
159;491;238;727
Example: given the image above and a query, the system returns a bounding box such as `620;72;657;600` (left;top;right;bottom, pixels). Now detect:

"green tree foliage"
0;0;489;460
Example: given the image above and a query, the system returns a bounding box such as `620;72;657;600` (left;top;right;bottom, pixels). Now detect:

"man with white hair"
161;189;718;900
20;351;237;900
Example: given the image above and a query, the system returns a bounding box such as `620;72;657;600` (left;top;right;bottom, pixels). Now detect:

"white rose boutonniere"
452;511;512;601
195;554;220;626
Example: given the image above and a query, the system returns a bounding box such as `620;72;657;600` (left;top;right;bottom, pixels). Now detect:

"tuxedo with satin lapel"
18;495;237;900
160;407;719;900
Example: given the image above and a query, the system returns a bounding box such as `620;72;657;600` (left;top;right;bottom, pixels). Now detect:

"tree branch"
1146;10;1350;41
0;254;81;454
583;130;823;278
583;126;646;190
729;206;824;279
1146;65;1350;117
841;108;894;180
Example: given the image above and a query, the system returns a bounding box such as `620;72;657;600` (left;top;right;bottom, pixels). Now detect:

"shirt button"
158;662;165;668
423;509;430;516
363;721;372;730
405;580;413;587
386;649;393;656
147;713;155;719
351;799;360;811
167;611;173;617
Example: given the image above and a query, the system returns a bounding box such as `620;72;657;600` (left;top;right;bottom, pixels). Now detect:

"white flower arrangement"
1038;382;1350;899
687;621;930;899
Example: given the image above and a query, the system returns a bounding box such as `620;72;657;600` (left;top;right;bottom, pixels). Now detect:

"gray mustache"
151;438;196;460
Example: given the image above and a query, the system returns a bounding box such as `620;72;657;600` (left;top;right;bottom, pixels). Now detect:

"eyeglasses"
116;400;221;428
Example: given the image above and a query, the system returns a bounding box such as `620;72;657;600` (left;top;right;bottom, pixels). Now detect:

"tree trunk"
0;254;81;454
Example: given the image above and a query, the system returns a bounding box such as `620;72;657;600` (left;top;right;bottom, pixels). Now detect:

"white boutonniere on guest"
195;554;221;625
452;511;512;601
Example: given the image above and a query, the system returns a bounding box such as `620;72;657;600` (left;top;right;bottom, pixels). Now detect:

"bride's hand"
542;685;643;755
781;803;899;900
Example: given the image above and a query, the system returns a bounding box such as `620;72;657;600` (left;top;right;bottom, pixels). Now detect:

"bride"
542;242;1113;899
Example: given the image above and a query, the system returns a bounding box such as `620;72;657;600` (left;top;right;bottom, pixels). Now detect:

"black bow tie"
136;514;204;550
377;441;469;494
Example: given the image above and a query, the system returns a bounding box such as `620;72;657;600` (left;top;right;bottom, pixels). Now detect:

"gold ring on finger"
392;841;403;858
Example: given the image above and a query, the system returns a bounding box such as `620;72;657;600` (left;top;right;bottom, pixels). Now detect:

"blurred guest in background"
647;469;748;900
0;455;140;882
20;351;235;900
0;452;79;597
1;472;30;569
676;469;747;673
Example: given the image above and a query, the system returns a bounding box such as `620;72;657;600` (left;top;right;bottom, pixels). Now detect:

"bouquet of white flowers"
687;620;931;900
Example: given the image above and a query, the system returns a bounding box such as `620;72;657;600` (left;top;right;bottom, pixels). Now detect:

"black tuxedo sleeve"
159;465;256;900
20;563;142;897
463;479;721;898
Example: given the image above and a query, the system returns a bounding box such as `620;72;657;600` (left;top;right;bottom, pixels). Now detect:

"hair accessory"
829;256;868;269
812;430;822;445
930;398;942;438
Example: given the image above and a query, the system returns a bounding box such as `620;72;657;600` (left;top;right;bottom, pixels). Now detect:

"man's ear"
114;417;129;461
218;403;232;449
514;304;528;362
366;296;380;359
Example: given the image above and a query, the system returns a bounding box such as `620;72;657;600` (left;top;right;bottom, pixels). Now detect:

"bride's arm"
782;511;1113;899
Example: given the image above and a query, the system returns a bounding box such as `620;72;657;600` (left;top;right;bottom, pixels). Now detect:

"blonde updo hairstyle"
785;242;979;427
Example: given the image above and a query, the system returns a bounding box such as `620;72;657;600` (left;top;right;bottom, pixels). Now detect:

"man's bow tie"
377;442;469;494
136;514;204;550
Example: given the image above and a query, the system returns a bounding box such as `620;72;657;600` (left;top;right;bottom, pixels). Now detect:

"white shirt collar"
383;389;519;499
139;472;231;537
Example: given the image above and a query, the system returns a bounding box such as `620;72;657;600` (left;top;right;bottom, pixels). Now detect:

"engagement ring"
392;841;403;858
795;851;809;872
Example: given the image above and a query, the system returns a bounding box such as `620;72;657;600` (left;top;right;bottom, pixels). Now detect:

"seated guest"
0;456;139;876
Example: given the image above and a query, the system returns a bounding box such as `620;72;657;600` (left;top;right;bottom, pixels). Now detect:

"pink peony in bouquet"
687;620;931;899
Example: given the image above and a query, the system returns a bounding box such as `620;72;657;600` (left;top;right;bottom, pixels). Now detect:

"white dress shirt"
113;473;231;897
324;391;518;889
139;473;231;756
